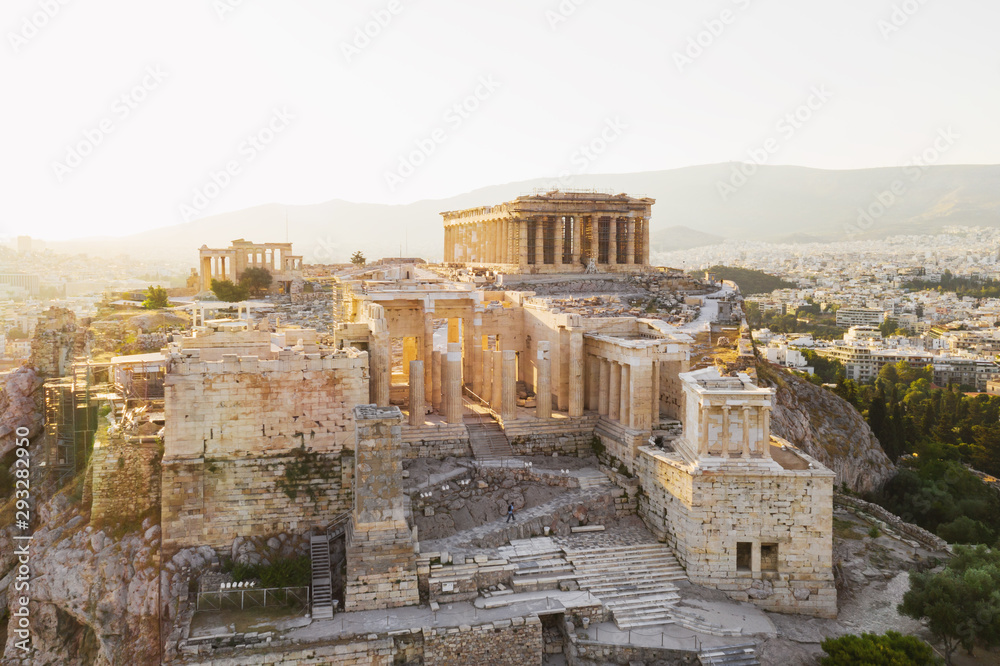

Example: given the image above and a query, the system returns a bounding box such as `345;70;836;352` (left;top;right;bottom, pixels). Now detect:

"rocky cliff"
0;365;43;459
756;361;895;493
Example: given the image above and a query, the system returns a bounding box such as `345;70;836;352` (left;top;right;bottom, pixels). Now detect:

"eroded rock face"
758;363;895;494
0;491;217;665
0;365;43;459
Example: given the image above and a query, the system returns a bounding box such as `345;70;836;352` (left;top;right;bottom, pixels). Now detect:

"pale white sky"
2;0;998;240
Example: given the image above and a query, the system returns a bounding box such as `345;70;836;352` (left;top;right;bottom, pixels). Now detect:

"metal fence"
196;586;310;612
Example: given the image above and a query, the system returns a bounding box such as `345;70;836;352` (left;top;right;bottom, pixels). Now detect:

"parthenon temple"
441;191;652;272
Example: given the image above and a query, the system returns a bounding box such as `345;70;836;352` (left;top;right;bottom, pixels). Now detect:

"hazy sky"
3;0;998;241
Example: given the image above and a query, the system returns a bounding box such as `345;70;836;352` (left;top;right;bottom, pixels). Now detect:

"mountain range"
44;163;1000;265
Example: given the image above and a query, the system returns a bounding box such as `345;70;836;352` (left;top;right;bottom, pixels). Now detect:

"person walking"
506;502;516;523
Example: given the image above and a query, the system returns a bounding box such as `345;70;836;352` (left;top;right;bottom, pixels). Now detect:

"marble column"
409;360;424;426
423;310;434;406
472;313;484;396
431;350;442;413
572;216;582;267
492;349;504;414
554;216;564;269
742;407;751;458
699;408;710;456
370;335;391;407
569;330;584;417
721;406;731;458
598;359;610;415
609;362;621;421
535;218;545;266
620;363;630;426
536;341;551;419
591;216;600;265
627;218;636;265
761;407;772;459
444;343;463;424
482;342;493;404
586;355;600;411
651;360;660;429
519;219;529;268
501;349;517;422
608;217;618;266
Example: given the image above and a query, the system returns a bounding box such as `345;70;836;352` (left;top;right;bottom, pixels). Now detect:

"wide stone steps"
576;470;611;489
698;643;760;665
671;607;744;637
309;534;334;620
567;543;687;629
466;421;514;460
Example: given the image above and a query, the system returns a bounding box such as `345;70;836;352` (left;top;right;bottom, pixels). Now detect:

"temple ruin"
198;239;304;294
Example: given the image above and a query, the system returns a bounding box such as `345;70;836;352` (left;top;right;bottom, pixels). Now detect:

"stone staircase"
566;543;686;629
466;420;514;460
698;643;760;665
671;606;744;637
576;469;611;490
499;537;576;593
309;533;334;619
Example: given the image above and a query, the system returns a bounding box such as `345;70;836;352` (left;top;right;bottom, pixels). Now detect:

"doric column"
643;218;651;265
444;343;463;424
572;216;582;267
609;362;621;421
501;350;517;422
651;360;660;429
608;217;618;266
742;406;751;457
598;359;610;415
591;216;600;264
721;406;731;458
627;217;636;265
431;350;442;413
569;330;584;417
620;363;630;426
482;342;493;404
402;337;417;380
409;360;424;426
536;341;551;419
472;313;484;396
554;216;564;269
518;219;529;268
586;355;600;411
492;349;504;413
423;309;434;404
535;217;545;266
370;335;391;407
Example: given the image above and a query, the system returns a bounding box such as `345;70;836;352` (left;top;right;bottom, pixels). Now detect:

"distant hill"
695;265;796;295
45;164;1000;265
650;225;724;253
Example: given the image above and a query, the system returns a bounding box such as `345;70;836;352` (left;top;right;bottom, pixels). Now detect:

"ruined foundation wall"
637;447;837;618
90;438;161;526
423;616;543;666
161;452;354;552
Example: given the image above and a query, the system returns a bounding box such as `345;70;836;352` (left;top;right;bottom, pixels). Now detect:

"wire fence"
196;586;310;612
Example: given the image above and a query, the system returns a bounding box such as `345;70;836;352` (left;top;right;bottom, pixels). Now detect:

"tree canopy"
350;250;366;266
239;267;272;298
899;545;1000;663
210;279;248;302
141;285;169;309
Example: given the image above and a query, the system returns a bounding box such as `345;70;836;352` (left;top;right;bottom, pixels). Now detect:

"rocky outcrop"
0;365;43;459
0;490;217;665
757;362;895;493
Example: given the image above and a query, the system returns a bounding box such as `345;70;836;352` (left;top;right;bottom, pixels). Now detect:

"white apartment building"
836;307;886;328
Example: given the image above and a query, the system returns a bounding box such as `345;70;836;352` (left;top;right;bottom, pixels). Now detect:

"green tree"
899;545;1000;663
350;250;366;267
141;285;169;309
820;631;939;665
210;279;248;302
239;267;273;298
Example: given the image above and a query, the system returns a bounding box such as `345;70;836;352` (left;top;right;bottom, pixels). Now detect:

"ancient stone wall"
161;452;354;553
423;616;543;666
637;446;837;618
90;437;161;526
164;350;367;459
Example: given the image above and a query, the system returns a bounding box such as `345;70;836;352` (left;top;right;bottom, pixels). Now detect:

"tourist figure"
506;502;516;522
